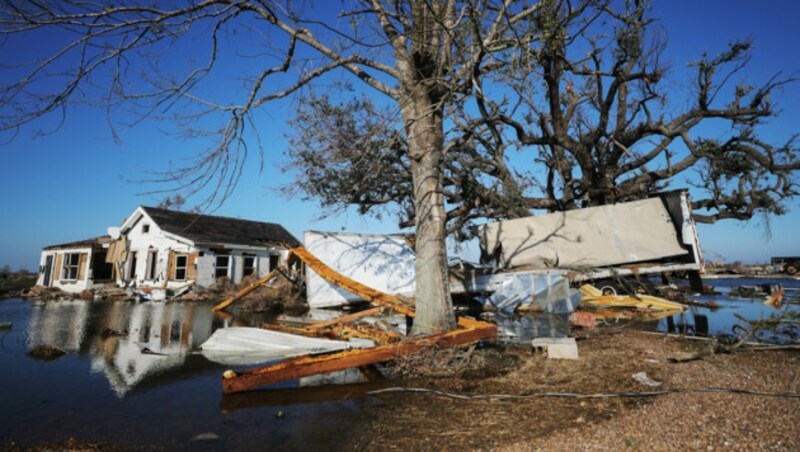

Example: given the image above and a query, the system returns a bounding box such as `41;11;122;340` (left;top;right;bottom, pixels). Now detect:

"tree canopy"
285;0;799;238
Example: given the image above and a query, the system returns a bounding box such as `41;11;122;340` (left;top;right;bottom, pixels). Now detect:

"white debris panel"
200;327;369;366
305;231;416;308
479;197;688;269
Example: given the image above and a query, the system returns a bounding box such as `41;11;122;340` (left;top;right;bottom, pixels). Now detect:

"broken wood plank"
222;320;496;394
212;269;278;312
328;323;401;344
305;307;383;332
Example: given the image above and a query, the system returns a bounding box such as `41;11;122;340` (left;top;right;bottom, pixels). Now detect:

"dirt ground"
346;329;800;450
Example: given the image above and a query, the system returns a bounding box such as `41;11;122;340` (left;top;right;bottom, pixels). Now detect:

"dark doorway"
91;250;113;281
129;252;138;280
43;255;53;286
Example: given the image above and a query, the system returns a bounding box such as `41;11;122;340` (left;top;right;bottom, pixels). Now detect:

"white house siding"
36;246;94;293
196;249;284;287
123;212;193;289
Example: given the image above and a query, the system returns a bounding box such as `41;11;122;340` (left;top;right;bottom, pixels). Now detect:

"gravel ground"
348;330;800;450
515;338;800;451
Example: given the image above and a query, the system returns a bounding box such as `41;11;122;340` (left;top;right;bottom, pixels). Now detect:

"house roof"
140;206;300;248
43;235;113;251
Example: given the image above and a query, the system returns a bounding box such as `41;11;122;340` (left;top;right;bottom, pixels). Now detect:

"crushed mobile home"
36;206;299;294
303;191;703;310
478;190;704;282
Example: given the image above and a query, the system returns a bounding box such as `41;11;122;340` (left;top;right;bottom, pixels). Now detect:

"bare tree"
0;1;547;334
284;0;798;245
484;0;799;223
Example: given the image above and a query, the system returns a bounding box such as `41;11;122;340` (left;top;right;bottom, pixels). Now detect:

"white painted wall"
36;247;94;293
123;212;192;289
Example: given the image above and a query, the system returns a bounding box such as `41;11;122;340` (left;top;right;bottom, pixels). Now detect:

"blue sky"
1;0;798;270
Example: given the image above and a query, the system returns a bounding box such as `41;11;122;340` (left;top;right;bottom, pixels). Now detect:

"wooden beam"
211;269;278;312
305;307;383;332
289;246;416;317
222;321;496;394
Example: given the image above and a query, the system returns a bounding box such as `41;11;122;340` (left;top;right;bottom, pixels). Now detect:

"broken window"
269;255;280;272
63;253;80;280
243;255;256;277
215;255;230;278
146;250;158;280
175;255;188;280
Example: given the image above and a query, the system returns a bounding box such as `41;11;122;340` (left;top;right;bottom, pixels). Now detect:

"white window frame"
63;253;80;281
215;255;230;278
175;254;188;281
242;255;256;277
146;250;158;280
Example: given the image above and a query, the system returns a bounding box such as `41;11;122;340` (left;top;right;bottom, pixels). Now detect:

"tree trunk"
403;97;456;335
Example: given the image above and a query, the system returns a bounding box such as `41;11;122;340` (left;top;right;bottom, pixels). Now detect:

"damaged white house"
36;206;300;293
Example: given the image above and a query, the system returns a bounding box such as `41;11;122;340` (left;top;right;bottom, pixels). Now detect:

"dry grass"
344;330;799;450
237;275;306;315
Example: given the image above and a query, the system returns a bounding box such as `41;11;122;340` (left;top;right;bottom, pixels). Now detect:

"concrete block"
531;337;579;360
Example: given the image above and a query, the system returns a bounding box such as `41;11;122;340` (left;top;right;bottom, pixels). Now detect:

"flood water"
0;298;377;450
1;276;798;448
656;276;800;340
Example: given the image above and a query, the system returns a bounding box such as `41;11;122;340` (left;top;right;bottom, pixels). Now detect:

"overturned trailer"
303;231;578;313
478;190;704;288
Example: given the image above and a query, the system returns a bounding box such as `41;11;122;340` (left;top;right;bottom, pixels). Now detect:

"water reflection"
656;277;800;338
27;300;222;396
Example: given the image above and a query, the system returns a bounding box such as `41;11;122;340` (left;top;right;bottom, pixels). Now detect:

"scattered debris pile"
208;246;497;394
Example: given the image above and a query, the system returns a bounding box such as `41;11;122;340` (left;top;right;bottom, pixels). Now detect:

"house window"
269;255;280;271
175;255;188;280
146;250;158;280
63;253;80;280
243;255;256;277
215;255;230;278
142;224;150;234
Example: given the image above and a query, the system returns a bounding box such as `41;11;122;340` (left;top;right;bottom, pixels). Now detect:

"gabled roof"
43;235;112;251
140;206;300;248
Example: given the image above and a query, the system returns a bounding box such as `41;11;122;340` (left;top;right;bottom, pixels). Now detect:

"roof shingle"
141;206;300;248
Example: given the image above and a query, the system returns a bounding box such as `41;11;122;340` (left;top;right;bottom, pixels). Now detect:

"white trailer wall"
479;197;689;269
304;231;416;308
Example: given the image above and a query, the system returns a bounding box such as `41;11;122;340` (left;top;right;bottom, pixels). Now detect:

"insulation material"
479;197;688;269
304;231;416;308
484;271;578;313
